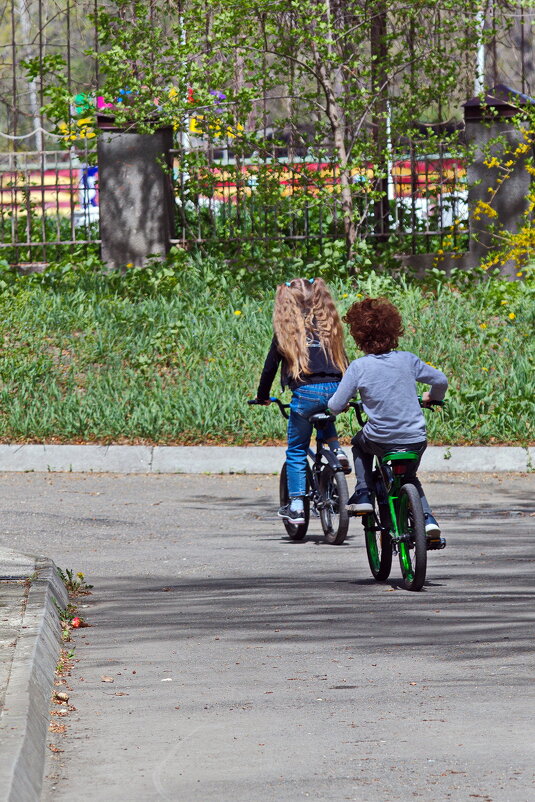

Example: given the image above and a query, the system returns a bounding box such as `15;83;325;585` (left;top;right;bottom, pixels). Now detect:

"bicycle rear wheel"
279;462;310;540
397;483;427;591
319;465;349;545
363;476;393;580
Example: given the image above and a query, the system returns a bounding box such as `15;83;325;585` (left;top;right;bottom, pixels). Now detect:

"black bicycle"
349;399;447;591
248;397;350;545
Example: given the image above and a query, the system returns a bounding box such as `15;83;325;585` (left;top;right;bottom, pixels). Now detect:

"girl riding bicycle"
255;277;349;525
327;296;448;536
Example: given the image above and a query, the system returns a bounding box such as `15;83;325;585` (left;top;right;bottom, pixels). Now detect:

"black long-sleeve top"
256;334;343;400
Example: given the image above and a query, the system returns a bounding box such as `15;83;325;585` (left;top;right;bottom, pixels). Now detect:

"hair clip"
284;278;314;287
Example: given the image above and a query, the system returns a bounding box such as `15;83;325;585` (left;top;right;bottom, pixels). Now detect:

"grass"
0;254;533;446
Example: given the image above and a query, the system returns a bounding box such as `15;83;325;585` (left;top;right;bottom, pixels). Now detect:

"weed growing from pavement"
57;568;93;596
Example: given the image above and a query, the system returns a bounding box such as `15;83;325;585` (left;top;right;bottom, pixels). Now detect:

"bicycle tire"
279;462;310;540
397;483;427;591
363;476;393;580
318;465;349;544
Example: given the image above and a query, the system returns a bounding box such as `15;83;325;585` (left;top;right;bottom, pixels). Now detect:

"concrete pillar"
464;84;533;275
96;117;176;268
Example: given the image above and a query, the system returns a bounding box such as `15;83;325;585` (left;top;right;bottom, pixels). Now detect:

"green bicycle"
349;400;447;592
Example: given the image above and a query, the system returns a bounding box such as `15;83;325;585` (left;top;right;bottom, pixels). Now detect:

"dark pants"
351;430;432;516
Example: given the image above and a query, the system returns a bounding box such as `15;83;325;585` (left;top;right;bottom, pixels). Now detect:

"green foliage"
0;253;533;446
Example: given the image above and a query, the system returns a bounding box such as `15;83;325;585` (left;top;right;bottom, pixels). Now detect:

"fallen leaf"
54;691;69;702
101;676;114;683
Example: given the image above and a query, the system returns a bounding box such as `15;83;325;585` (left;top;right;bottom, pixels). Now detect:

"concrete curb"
0;552;68;802
0;444;532;473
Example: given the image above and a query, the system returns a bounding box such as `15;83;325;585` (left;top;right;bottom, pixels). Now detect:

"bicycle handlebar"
348;397;444;428
248;397;290;419
248;396;444;427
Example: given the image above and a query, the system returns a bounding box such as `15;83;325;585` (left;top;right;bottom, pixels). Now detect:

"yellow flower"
482;367;489;371
479;323;487;329
126;262;133;268
508;312;516;320
168;87;178;99
425;362;436;368
234;310;242;316
342;293;348;298
357;293;363;298
77;117;93;126
516;271;523;277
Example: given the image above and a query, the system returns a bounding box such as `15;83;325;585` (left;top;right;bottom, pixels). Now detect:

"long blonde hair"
273;277;347;380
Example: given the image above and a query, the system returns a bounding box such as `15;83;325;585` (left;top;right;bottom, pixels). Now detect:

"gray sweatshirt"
328;350;448;444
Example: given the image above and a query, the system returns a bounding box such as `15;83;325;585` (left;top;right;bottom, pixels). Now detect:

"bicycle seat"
381;450;420;463
381;450;420;477
308;410;336;426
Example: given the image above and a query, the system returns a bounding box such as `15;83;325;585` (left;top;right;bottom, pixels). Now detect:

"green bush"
0;253;533;445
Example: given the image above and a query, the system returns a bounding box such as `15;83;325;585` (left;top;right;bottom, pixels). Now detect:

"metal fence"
170;140;468;253
0;0;532;264
0;148;100;265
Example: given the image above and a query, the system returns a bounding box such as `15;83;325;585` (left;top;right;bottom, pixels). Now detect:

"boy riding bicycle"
327;297;448;536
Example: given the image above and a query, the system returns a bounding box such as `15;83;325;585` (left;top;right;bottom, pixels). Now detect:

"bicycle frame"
248;396;350;544
376;452;420;545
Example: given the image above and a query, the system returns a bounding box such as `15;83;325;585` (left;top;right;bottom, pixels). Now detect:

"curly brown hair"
344;297;404;354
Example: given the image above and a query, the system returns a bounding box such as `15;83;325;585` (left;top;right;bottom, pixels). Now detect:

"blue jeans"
351;430;432;515
286;382;340;498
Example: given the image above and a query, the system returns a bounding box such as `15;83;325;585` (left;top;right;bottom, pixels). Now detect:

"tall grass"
0;254;533;445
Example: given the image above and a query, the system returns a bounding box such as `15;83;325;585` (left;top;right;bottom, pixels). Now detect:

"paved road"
0;471;534;802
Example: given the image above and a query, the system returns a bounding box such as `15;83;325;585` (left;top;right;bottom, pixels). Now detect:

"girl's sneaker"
332;448;351;474
278;504;305;525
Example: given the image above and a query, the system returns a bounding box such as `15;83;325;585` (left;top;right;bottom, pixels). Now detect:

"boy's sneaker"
278;504;306;525
346;492;373;515
424;513;441;537
332;448;351;474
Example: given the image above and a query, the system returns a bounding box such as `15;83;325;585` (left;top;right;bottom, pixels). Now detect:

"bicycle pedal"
427;537;447;551
346;508;367;517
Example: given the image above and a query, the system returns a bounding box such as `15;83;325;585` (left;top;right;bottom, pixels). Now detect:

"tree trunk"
370;2;389;243
314;54;357;260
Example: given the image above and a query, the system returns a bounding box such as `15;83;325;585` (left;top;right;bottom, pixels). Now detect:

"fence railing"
170;142;468;254
0;140;470;265
0;149;99;265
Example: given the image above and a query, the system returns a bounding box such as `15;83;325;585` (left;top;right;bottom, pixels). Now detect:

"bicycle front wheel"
279;462;310;541
397;483;427;591
319;465;349;545
363;480;393;581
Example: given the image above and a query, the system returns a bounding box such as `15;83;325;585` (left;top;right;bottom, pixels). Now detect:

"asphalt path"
0;471;534;802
